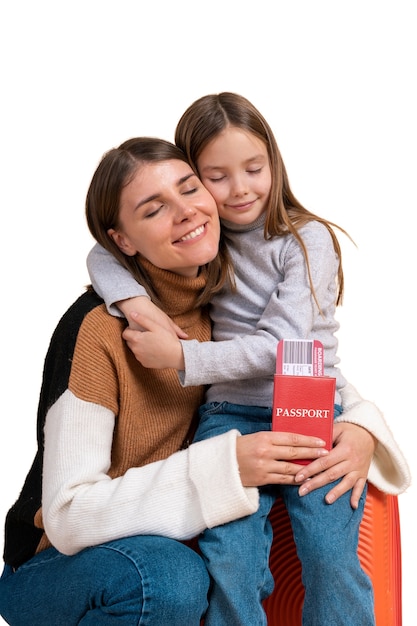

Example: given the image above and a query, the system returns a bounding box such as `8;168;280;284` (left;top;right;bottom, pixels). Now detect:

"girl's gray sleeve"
87;243;148;317
180;223;340;386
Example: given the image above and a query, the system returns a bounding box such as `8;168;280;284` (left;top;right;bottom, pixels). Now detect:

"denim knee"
0;536;209;626
91;536;210;624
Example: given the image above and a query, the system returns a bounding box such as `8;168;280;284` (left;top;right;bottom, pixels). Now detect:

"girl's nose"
231;175;249;197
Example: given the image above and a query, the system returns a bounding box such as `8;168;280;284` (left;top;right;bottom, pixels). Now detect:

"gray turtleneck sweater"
180;215;345;406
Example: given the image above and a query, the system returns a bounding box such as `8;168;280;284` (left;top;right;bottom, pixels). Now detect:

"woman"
0;138;330;625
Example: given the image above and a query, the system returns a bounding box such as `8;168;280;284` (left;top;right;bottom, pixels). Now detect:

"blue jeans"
194;402;375;626
0;535;209;625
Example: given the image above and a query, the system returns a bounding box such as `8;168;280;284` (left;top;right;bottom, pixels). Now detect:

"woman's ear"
107;228;137;256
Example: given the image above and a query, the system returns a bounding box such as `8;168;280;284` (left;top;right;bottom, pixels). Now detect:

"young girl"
87;95;410;625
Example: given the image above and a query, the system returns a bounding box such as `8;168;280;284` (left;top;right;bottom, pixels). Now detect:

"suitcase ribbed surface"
263;483;402;625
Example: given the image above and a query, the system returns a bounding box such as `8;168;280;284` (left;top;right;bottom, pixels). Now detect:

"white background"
1;1;415;624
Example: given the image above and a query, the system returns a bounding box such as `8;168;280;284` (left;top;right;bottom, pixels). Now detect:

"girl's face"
108;159;220;277
196;126;272;225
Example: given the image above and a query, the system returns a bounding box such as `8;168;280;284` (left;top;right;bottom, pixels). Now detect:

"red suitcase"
263;483;402;625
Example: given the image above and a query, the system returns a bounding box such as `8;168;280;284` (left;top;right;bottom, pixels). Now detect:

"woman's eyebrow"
133;173;197;211
178;172;197;185
134;193;159;211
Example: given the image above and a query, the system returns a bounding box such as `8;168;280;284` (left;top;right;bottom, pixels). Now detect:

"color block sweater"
3;259;258;569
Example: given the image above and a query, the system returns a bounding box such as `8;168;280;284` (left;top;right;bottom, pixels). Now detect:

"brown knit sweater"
4;259;212;567
69;262;211;475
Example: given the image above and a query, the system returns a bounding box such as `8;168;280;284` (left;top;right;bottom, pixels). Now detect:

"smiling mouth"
228;200;255;210
178;224;205;242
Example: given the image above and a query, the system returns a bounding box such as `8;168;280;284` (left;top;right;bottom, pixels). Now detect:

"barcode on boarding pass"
276;339;324;377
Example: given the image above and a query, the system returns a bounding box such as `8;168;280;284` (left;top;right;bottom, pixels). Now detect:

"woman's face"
108;159;220;277
197;126;272;225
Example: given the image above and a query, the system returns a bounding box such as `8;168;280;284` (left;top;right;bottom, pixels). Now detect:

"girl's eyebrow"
134;172;197;211
200;154;266;172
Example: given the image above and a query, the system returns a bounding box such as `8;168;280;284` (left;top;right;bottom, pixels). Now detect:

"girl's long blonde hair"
175;92;352;307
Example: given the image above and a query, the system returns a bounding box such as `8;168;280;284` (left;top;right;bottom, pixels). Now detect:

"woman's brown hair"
86;137;233;307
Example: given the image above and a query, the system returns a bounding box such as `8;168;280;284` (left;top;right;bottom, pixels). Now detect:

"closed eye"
144;204;164;218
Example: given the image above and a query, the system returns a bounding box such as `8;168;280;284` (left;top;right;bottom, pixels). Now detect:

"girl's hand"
122;314;185;369
236;431;329;487
117;296;188;338
294;422;376;508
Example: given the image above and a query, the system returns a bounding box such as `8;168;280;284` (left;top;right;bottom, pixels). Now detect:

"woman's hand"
236;431;329;487
294;422;376;508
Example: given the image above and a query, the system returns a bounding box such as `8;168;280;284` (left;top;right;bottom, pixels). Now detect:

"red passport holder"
272;340;336;464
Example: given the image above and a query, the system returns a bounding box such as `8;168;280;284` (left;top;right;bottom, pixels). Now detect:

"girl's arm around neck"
87;243;147;316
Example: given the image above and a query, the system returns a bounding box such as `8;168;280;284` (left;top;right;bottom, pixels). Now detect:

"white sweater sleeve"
42;390;259;556
87;243;148;316
336;383;411;495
